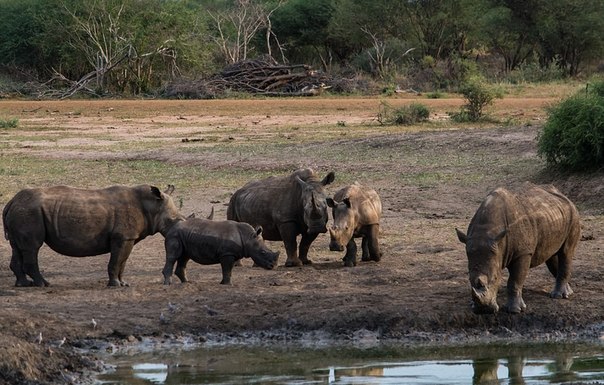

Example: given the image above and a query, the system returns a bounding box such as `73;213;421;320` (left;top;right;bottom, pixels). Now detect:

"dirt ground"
0;95;603;384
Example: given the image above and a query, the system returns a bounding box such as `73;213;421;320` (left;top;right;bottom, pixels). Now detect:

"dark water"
97;342;604;385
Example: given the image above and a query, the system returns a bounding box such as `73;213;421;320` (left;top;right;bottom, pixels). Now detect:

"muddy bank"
1;98;603;384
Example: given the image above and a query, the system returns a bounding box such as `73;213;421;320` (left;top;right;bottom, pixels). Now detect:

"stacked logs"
164;57;333;99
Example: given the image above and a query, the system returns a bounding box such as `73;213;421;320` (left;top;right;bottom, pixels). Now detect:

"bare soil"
0;96;602;384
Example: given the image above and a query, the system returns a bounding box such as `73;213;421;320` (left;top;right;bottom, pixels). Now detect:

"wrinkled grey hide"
327;182;382;267
227;168;335;267
3;185;184;287
162;218;279;285
456;184;580;314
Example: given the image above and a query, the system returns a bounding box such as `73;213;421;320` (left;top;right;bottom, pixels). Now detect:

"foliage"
1;0;603;96
0;118;19;129
271;0;335;68
535;0;604;76
426;91;444;99
478;0;539;73
506;60;566;84
538;81;604;170
451;80;499;122
377;101;430;125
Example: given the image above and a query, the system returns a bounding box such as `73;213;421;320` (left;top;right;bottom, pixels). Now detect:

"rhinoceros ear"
455;228;467;244
492;229;506;242
295;175;308;189
326;198;336;208
255;226;263;237
342;197;351;208
150;186;163;200
206;206;215;220
187;212;196;219
164;184;175;195
321;171;335;186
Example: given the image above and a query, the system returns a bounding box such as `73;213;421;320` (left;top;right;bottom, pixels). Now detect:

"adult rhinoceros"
3;184;184;287
227;168;335;267
456;184;580;314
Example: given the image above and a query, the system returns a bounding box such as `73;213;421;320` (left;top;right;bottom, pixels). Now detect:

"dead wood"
164;57;334;99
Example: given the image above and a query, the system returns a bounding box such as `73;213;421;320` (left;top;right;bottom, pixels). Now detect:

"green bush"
426;91;443;99
450;81;498;122
0;117;18;128
538;81;604;170
378;101;430;125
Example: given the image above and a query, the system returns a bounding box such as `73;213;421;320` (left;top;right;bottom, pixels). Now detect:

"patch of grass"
378;101;430;125
0;155;279;205
426;91;444;99
0;117;19;128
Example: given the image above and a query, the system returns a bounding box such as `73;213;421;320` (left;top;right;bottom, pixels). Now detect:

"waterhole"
97;342;603;384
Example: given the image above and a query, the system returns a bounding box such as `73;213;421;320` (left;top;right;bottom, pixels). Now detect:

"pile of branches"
164;57;335;99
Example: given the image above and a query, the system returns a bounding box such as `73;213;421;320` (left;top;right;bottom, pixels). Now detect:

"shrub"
0;117;18;128
378;101;429;125
426;91;444;99
538;81;604;170
450;80;499;122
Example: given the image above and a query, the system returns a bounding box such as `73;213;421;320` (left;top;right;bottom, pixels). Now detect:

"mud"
0;97;602;384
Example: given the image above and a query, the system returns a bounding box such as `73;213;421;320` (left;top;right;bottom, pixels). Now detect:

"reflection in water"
471;352;582;385
99;343;604;385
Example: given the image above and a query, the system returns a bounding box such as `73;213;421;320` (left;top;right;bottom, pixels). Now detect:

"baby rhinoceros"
162;218;279;285
327;183;382;267
456;184;580;314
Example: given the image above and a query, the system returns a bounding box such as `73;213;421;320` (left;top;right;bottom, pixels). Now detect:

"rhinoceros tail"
2;198;13;240
226;197;237;221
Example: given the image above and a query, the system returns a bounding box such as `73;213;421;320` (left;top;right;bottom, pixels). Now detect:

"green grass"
0;155;277;205
0;117;19;128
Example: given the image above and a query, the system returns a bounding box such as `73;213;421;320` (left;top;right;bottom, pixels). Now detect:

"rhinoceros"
2;184;184;287
456;184;580;314
227;168;335;267
326;183;382;267
162;218;279;285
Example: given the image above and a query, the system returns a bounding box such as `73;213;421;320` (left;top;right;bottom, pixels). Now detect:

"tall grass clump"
377;101;430;125
538;81;604;171
0;117;18;128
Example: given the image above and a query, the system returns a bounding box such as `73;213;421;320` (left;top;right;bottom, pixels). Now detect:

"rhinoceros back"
228;174;301;240
4;185;156;257
470;184;580;266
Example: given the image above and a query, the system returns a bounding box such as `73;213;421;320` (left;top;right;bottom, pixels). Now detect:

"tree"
403;0;480;60
270;0;335;69
479;0;539;73
56;0;213;96
536;0;604;76
208;0;282;64
0;0;76;77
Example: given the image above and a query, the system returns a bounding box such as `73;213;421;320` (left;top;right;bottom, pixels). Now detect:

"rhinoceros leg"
16;240;49;287
366;225;381;262
22;260;49;287
108;240;134;287
549;251;574;299
298;232;318;265
279;223;303;267
361;237;370;261
343;239;358;267
174;257;190;283
503;257;529;313
219;255;236;285
9;250;34;287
